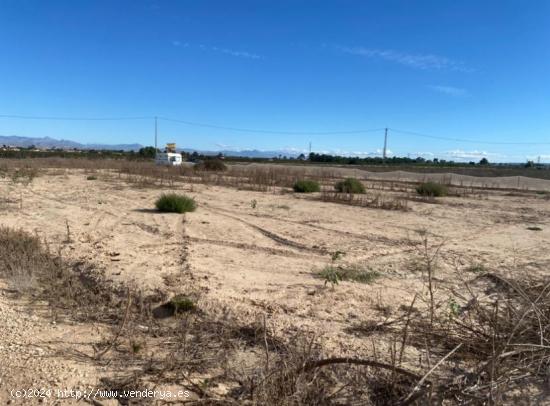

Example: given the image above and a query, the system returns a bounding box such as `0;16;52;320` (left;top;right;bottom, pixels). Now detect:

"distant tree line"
307;152;492;166
1;145;546;170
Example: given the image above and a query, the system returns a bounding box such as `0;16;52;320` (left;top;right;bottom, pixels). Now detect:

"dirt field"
1;166;550;404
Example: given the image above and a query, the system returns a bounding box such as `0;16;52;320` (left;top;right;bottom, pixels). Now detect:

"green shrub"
86;175;97;180
320;266;341;288
318;265;380;285
416;182;447;197
334;178;365;194
195;159;227;172
293;179;320;193
155;193;196;213
169;294;196;313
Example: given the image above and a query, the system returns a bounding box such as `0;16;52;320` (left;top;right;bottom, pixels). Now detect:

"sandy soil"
1;169;550;403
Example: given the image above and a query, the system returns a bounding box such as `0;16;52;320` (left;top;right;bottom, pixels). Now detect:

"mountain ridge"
0;135;302;158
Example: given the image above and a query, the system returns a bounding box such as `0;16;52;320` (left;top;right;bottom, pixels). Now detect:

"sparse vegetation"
334;177;365;194
9;166;38;185
194;159;227;172
86;175;98;180
318;265;381;285
416;181;447;197
2;159;550;404
293;179;321;193
321;191;408;210
155;193;196;213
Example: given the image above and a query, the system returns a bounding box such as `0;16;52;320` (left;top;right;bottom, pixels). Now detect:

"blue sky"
1;0;549;162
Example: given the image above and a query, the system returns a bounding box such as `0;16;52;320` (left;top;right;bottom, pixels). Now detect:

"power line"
0;114;153;121
157;116;384;135
0;113;548;145
0;113;385;135
389;128;550;145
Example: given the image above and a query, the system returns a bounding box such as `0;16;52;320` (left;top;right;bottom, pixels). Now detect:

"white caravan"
155;152;183;166
155;142;183;166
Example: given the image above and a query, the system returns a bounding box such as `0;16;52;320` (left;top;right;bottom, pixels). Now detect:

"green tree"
138;146;157;159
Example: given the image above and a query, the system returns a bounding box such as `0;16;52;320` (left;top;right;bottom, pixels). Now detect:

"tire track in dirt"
206;205;417;248
202;206;498;267
202;206;329;255
188;236;316;258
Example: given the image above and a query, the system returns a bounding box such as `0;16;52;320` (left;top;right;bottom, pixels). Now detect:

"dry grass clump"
398;271;550;403
0;227;129;322
321;191;409;211
0;227;47;293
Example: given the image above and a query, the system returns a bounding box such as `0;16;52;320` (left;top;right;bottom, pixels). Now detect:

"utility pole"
309;141;312;155
383;128;388;161
154;116;158;151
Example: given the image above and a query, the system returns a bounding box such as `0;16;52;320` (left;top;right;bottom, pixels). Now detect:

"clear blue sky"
1;0;549;162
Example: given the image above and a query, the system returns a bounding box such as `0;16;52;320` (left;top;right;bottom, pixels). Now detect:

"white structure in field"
155;143;183;166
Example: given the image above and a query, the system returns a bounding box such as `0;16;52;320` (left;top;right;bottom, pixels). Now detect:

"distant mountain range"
181;148;301;158
0;135;303;158
0;135;143;151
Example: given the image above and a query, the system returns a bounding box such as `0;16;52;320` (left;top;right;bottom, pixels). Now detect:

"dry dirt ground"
1;169;550;404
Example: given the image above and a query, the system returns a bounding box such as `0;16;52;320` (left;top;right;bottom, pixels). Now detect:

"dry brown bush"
320;191;409;211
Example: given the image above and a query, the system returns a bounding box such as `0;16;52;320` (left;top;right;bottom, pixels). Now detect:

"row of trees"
307;152;491;166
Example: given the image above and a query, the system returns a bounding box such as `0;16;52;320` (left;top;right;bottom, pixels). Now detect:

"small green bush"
416;182;447;197
155;193;196;213
320;266;341;288
318;265;380;285
169;294;196;313
334;178;365;194
293;179;320;193
86;175;97;180
195;159;227;172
